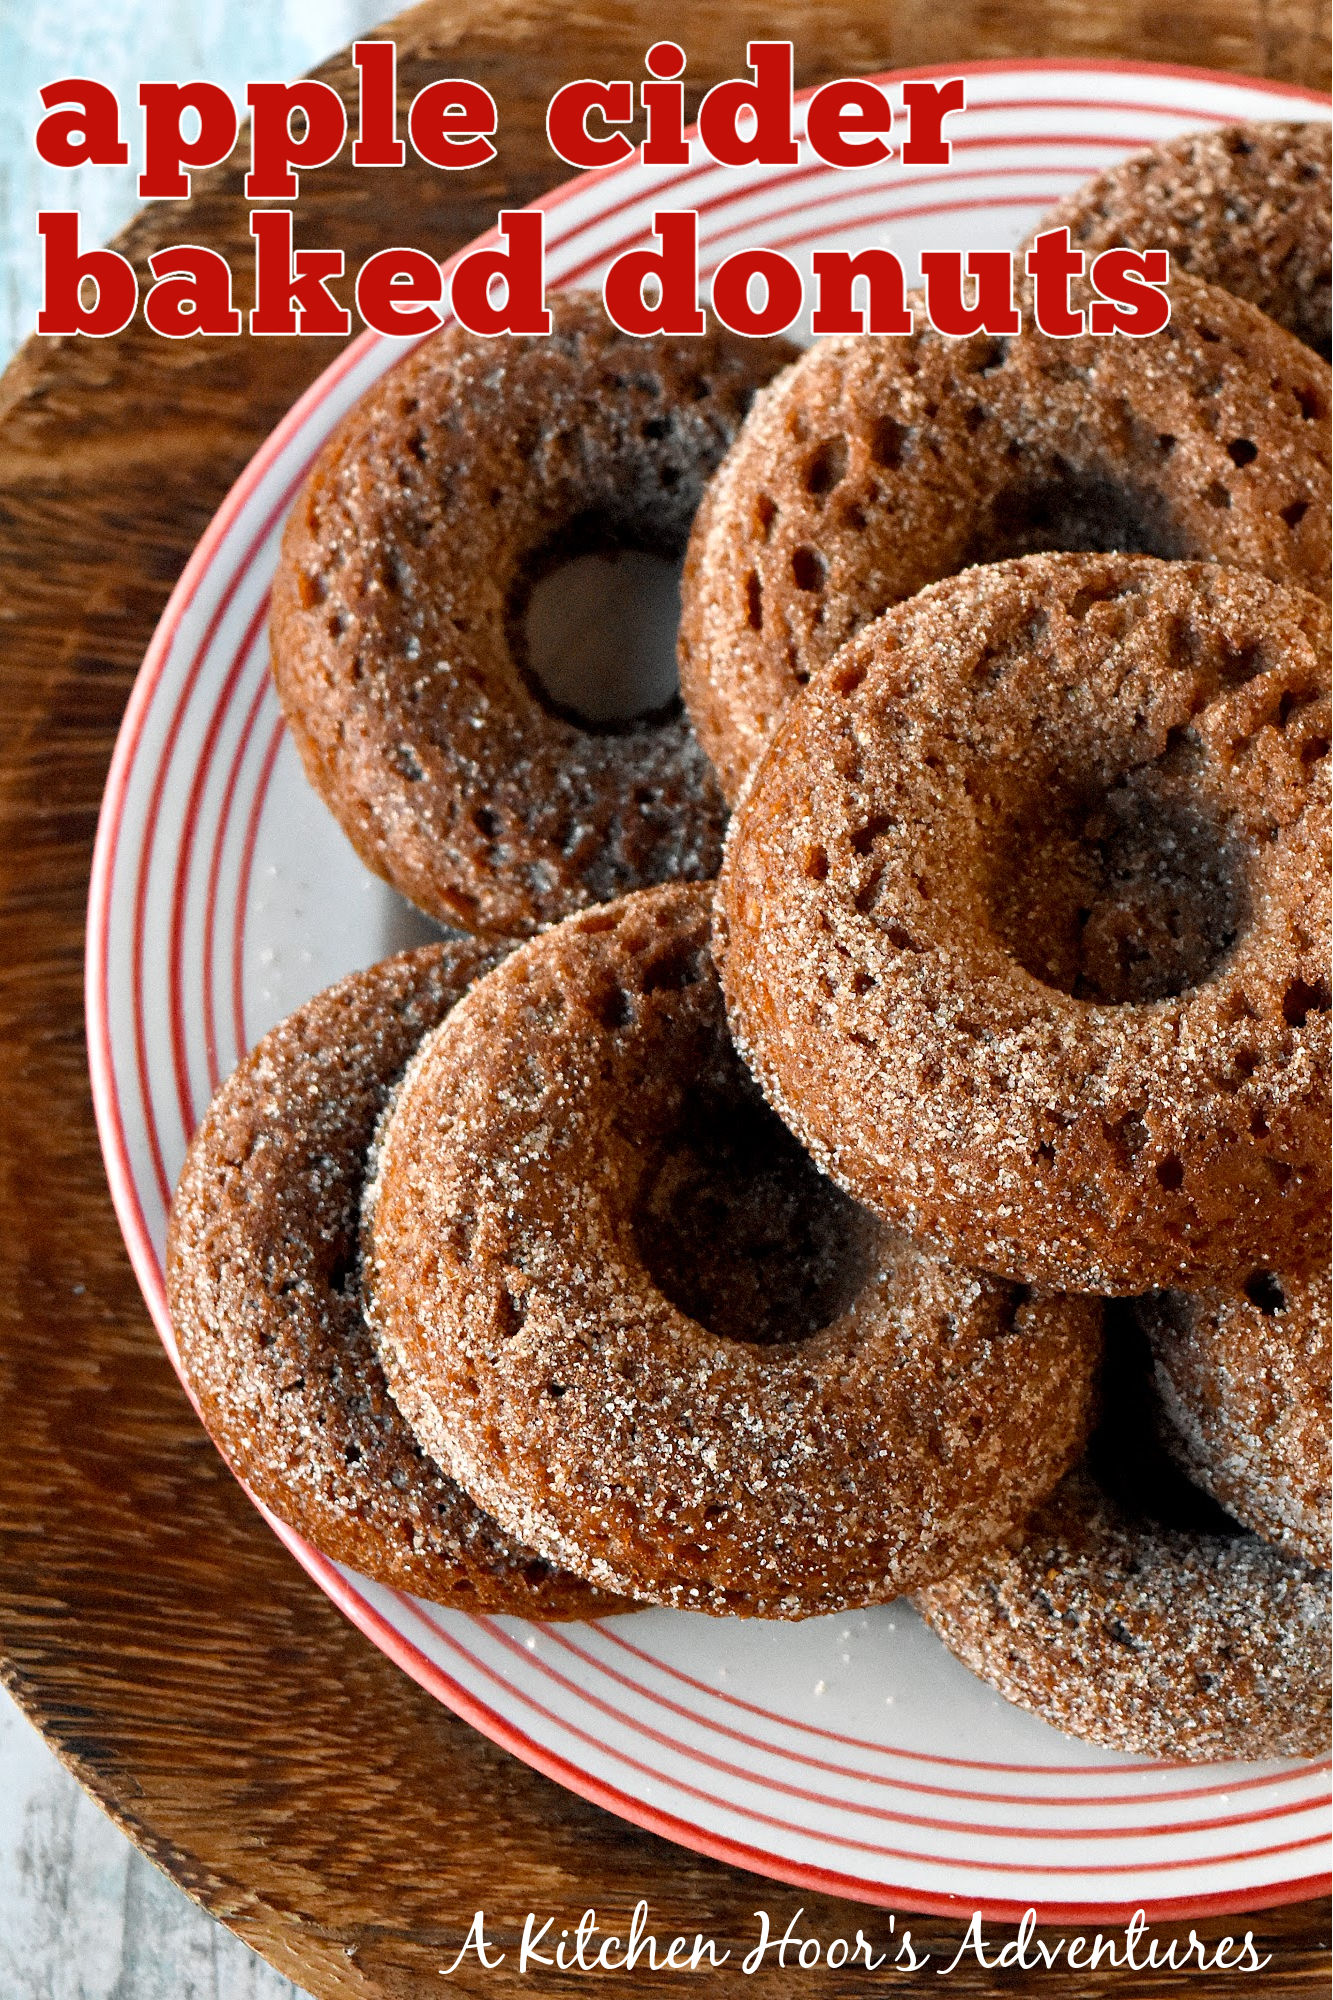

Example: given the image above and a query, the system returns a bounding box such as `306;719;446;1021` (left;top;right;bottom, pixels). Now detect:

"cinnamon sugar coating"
1026;122;1332;359
717;554;1331;1295
362;883;1103;1618
916;1469;1330;1761
271;292;796;935
917;1328;1331;1762
679;273;1330;799
167;945;625;1617
1139;1267;1331;1568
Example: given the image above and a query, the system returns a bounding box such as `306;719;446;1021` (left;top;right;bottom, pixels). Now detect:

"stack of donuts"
168;122;1332;1764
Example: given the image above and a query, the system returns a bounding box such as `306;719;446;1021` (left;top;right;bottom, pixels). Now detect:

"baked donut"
916;1325;1332;1761
167;944;625;1617
716;553;1331;1295
1025;122;1332;359
679;272;1331;800
271;293;797;935
1138;1267;1331;1569
362;882;1104;1618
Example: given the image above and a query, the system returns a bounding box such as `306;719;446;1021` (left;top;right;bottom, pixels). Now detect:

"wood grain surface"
0;2;1329;1994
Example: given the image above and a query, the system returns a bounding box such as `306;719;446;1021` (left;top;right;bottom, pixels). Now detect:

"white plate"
87;60;1332;1921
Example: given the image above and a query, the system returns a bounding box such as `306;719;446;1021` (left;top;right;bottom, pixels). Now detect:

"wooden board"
0;3;1328;1993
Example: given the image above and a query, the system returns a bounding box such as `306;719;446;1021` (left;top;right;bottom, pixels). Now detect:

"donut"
716;553;1331;1296
166;944;626;1617
270;292;797;935
916;1325;1332;1761
916;1469;1330;1761
679;271;1331;800
361;882;1104;1618
1024;122;1332;360
1138;1267;1331;1569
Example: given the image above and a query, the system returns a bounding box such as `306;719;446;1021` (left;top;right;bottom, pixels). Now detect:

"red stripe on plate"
201;667;274;1092
468;1616;1323;1845
541;1622;1328;1805
392;1594;1326;1878
231;715;286;1060
166;596;270;1140
258;1514;1333;1923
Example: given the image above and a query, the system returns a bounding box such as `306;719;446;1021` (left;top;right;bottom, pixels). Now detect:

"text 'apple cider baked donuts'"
362;883;1103;1618
271;291;798;936
716;553;1331;1296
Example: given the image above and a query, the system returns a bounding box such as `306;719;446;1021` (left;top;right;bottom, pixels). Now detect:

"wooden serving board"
0;3;1328;1994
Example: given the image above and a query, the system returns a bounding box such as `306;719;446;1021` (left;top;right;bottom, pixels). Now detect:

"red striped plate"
87;61;1332;1920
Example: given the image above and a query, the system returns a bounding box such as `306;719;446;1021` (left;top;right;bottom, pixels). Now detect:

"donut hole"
511;519;683;731
632;1083;877;1347
986;762;1247;1004
962;469;1185;566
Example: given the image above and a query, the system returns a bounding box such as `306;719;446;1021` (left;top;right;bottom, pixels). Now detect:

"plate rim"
86;54;1333;1924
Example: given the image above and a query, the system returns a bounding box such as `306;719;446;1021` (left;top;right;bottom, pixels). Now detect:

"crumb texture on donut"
680;272;1331;798
717;554;1331;1294
1139;1268;1332;1569
167;943;625;1617
917;1320;1331;1762
362;883;1103;1618
271;293;798;934
1027;122;1332;359
917;1468;1331;1761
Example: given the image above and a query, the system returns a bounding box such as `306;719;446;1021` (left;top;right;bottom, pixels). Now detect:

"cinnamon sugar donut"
916;1327;1332;1761
1026;122;1332;359
362;883;1103;1618
167;944;625;1617
271;293;797;934
1138;1267;1331;1568
917;1468;1330;1761
680;272;1330;799
717;554;1331;1295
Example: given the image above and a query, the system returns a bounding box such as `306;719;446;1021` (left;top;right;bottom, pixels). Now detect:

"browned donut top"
717;554;1331;1295
166;944;625;1617
680;272;1330;799
363;884;1103;1618
1139;1267;1332;1568
1027;121;1332;359
271;292;797;934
